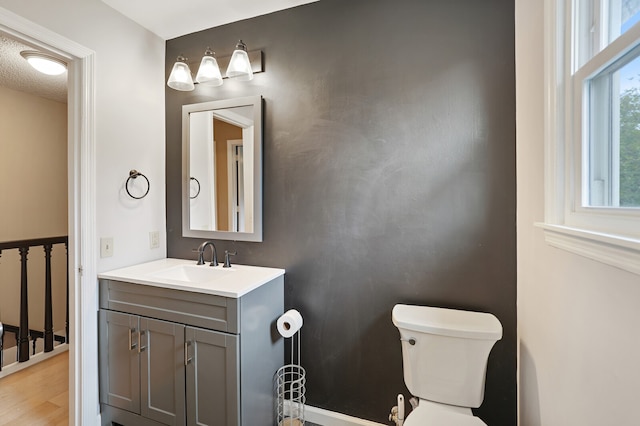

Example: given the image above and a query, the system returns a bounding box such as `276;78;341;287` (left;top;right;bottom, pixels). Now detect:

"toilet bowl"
403;400;486;426
392;304;502;426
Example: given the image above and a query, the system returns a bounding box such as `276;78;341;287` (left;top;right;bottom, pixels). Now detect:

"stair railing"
0;236;69;369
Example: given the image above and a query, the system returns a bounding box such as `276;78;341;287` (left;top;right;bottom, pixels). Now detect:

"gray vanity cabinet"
140;317;186;425
99;312;191;426
99;310;140;414
98;275;282;426
185;327;238;425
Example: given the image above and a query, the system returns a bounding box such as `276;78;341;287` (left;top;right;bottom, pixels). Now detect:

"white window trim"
539;0;640;275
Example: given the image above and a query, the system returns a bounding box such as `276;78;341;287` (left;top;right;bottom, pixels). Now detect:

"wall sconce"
167;40;262;92
195;48;222;87
167;55;195;91
20;50;67;76
226;40;253;81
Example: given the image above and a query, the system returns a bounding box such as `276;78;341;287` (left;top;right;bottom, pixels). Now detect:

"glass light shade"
20;51;66;76
167;57;195;91
195;50;223;87
226;40;253;81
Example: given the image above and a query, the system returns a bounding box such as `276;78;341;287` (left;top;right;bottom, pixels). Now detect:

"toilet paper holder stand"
275;314;306;425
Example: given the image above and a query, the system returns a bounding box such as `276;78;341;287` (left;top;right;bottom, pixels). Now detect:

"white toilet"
392;304;502;425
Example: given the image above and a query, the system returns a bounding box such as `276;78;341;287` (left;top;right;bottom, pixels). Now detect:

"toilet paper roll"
277;309;303;338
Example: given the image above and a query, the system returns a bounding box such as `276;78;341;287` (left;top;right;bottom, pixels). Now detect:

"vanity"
97;258;284;426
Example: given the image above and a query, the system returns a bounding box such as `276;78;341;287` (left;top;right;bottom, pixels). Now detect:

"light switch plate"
100;237;114;258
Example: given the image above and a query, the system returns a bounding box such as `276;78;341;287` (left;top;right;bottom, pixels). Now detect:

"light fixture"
167;56;195;91
195;48;223;87
167;41;262;91
20;51;67;76
226;40;254;81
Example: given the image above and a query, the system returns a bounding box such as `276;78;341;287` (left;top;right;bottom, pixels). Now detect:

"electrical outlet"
149;231;159;249
100;237;114;258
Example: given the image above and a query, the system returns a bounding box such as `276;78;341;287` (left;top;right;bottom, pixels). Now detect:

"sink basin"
148;264;233;283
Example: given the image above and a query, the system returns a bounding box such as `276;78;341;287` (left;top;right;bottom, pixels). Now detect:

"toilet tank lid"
392;305;503;340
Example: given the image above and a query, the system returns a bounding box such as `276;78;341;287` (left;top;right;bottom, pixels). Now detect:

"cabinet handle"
184;341;193;366
138;330;146;353
128;328;137;351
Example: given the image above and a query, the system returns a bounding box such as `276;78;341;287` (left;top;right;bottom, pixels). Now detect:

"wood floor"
0;351;68;425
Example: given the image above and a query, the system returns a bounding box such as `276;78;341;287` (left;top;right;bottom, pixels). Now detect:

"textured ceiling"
0;34;67;104
100;0;320;40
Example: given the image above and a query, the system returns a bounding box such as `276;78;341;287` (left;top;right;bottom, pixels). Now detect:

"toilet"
392;304;502;425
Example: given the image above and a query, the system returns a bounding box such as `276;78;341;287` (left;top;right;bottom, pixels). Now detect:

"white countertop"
98;258;285;298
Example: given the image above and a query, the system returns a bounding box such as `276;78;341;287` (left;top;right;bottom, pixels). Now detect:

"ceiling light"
226;40;253;81
167;55;195;91
20;51;67;76
195;48;223;87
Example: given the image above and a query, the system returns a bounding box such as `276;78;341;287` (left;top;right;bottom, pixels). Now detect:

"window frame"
540;0;640;275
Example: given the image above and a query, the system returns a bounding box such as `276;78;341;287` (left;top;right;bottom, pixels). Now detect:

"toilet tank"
392;305;502;408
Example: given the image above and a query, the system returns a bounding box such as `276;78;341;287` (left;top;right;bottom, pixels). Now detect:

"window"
541;0;640;274
578;0;640;209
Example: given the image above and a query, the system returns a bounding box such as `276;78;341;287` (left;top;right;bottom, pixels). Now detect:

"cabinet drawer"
99;279;238;333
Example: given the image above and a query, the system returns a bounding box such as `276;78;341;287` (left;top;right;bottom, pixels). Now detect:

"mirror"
182;96;262;241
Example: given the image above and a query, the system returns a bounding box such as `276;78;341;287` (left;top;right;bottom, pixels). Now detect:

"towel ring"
190;177;201;199
126;170;150;199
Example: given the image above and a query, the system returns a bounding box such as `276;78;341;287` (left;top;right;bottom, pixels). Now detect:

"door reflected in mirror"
182;96;262;242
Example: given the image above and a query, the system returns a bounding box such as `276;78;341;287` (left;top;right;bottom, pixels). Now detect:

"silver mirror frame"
182;95;263;242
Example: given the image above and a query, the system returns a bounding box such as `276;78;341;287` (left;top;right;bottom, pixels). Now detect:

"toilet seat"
403;403;487;426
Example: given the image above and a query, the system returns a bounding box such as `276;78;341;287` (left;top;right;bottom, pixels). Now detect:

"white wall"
189;111;216;230
516;1;640;425
0;0;167;273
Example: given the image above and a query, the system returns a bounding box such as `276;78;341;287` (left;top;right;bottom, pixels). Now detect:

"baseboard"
0;342;68;379
302;404;387;426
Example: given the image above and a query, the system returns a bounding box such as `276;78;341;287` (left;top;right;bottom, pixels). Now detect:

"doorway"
0;34;68;371
0;6;96;426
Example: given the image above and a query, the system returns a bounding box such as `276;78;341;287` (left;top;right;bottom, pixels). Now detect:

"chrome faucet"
196;241;218;266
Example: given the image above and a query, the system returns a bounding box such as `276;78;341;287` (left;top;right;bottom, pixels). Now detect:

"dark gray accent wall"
165;0;516;424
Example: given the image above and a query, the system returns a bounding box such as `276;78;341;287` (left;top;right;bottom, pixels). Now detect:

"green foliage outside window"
620;87;640;206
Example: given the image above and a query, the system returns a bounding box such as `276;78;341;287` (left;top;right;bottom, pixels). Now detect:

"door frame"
227;139;244;232
0;7;97;425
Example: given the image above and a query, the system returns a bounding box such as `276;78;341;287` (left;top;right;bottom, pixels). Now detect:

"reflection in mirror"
189;107;253;232
182;96;262;242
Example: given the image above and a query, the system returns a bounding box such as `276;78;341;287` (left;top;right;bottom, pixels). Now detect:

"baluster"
65;240;69;344
0;250;4;371
0;321;4;371
44;244;53;352
0;249;3;371
17;246;30;363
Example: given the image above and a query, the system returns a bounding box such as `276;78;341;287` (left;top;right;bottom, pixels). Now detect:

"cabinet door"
185;326;239;426
140;317;187;426
99;310;140;414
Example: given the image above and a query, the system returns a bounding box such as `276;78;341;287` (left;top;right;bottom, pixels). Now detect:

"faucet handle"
223;250;237;268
